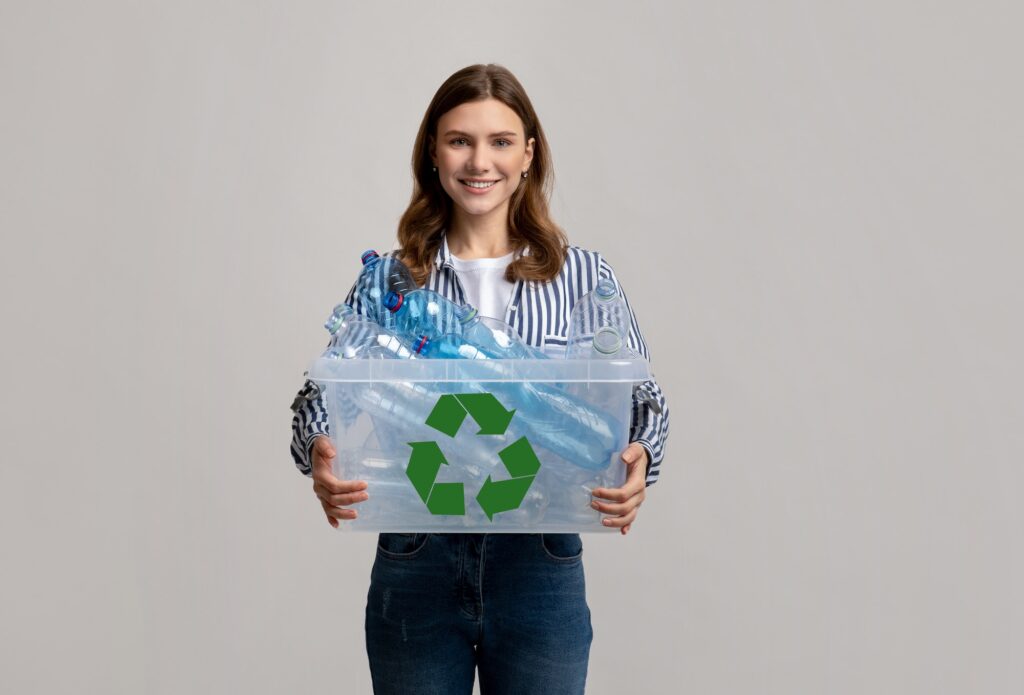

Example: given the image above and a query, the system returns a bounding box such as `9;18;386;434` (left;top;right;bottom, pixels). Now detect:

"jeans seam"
478;534;487;622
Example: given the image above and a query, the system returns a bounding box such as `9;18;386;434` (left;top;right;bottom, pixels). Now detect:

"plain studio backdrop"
1;2;1021;693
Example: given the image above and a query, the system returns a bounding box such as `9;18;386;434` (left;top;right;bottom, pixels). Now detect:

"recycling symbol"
406;392;541;520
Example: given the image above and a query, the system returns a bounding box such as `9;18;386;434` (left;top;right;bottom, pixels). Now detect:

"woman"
290;63;669;694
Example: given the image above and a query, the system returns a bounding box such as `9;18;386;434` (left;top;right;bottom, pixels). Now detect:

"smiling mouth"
459;179;499;189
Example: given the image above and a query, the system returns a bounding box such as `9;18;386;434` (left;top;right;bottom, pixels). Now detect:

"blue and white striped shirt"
290;235;670;486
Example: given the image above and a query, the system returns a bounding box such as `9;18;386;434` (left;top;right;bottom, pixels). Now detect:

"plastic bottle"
514;383;621;470
322;304;415;360
410;333;488;360
408;305;545;360
566;278;631;359
355;250;418;327
453;305;549;360
383;289;464;345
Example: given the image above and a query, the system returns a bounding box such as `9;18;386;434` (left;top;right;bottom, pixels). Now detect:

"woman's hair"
397;63;568;286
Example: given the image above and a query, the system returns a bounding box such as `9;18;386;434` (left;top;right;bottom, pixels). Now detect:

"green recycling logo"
406;392;541;520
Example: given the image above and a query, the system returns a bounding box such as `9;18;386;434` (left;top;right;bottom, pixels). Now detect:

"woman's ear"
428;136;437;167
524;137;536;170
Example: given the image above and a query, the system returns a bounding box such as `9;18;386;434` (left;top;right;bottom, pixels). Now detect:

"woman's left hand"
591;442;649;536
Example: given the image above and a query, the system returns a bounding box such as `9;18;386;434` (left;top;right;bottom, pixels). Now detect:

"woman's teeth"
463;180;496;188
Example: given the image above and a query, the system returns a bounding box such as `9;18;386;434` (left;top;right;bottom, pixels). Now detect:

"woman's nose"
469;145;490;172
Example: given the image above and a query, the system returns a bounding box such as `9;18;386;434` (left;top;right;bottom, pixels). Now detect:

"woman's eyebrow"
443;129;518;138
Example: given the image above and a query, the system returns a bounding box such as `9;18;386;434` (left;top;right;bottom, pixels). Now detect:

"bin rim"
307;356;652;384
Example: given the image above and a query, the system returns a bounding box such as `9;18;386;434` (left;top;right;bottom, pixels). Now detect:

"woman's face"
430;98;535;225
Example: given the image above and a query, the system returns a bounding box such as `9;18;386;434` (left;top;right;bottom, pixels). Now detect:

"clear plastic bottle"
566;278;631;359
355;250;418;328
322;304;415;360
453;305;549;360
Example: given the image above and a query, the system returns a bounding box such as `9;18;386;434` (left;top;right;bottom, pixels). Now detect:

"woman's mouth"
459;179;499;194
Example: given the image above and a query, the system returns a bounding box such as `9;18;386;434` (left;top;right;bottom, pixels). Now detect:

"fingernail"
591;501;599;509
602;519;611;525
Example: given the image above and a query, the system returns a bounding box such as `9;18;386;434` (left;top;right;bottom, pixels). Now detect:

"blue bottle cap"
414;335;430;354
384;291;404;312
361;250;380;266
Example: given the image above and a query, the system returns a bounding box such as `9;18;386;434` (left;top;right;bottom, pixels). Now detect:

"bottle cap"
361;250;380;266
384;291;404;312
414;335;431;354
457;305;478;324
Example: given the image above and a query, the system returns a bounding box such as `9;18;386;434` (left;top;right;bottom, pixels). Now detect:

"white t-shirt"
447;251;516;321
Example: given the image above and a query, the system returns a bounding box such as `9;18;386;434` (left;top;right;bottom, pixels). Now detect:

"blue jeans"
365;532;593;694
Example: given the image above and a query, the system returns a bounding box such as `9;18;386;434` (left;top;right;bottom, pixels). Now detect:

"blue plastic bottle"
383;289;464;346
355;250;418;328
411;333;488;360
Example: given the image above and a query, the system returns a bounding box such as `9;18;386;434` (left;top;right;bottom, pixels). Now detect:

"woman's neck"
447;211;512;259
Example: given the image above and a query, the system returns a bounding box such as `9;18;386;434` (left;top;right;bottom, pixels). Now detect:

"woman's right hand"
310;436;369;528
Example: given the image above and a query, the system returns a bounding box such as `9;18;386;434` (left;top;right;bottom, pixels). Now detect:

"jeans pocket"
376;532;431;560
540;533;584;563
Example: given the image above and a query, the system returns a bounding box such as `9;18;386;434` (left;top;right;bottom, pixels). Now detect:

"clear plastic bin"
309;356;651;532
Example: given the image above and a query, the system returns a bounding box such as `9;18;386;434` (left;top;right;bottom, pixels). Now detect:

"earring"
432;166;437;172
521;171;528;178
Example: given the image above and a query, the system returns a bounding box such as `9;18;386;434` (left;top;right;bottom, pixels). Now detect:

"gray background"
2;1;1021;693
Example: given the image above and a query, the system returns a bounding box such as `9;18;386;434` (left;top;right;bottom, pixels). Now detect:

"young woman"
290;63;669;694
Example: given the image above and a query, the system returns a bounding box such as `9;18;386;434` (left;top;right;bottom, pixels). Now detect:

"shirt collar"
433;230;530;270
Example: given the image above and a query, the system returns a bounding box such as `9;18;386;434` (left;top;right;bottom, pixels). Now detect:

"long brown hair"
396;64;568;286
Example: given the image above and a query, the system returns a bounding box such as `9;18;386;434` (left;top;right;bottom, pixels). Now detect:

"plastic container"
308;356;650;532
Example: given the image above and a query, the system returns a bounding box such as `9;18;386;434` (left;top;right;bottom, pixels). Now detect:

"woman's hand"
310;436;369;528
591;442;649;536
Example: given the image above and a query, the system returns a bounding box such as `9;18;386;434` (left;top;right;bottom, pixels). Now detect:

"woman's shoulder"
562;244;603;265
535;244;618;299
560;244;617;278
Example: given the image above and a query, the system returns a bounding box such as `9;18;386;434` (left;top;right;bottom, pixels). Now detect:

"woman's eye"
495;139;511;147
451;137;468;146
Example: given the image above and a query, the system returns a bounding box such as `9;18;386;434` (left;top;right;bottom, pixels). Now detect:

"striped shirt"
290;235;670;486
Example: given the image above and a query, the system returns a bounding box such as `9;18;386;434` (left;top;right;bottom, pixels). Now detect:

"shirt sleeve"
288;278;364;477
597;255;671;487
